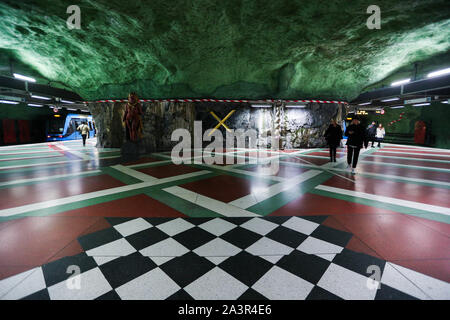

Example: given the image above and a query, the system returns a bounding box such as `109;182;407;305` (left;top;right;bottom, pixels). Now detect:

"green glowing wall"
367;101;450;149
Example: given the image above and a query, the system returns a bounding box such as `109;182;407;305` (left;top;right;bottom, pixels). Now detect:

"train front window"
48;119;65;134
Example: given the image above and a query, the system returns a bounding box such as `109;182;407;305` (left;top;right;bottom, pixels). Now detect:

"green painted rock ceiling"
0;0;449;101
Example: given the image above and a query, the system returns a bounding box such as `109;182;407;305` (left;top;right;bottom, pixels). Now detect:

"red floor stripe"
372;151;450;161
0;174;124;210
357;163;450;183
322;175;450;207
362;156;450;169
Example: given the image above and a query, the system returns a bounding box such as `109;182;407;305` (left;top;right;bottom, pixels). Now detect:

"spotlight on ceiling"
31;95;52;100
251;104;272;108
427;67;450;78
412;103;430;107
390;105;404;109
13;73;36;82
391;79;410;87
0;100;19;104
381;97;400;102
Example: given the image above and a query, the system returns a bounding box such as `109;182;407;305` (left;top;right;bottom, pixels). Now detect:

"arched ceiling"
0;0;449;101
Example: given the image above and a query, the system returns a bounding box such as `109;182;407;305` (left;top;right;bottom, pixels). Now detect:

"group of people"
324;118;385;174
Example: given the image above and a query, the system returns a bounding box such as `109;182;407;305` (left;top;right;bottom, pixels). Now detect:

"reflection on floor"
0;138;449;300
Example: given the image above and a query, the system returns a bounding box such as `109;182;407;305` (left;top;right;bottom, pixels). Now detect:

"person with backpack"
324;119;343;162
375;123;386;147
77;121;90;147
366;121;377;148
344;117;366;174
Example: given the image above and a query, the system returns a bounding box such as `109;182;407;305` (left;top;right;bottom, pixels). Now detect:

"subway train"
46;113;96;141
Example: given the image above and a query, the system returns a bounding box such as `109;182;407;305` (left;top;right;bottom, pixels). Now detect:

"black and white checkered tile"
1;216;447;300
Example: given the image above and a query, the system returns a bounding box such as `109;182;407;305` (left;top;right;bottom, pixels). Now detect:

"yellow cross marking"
208;110;235;136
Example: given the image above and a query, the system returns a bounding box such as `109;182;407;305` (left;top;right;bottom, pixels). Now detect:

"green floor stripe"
247;171;334;216
310;189;450;225
145;189;221;218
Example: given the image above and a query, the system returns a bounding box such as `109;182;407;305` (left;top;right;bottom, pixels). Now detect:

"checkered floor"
2;216;443;300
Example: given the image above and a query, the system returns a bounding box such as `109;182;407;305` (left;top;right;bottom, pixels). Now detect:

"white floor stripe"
0;156;121;170
163;186;258;217
228;170;322;209
58;145;92;160
0;154;62;161
315;185;450;216
111;165;159;182
0;170;102;188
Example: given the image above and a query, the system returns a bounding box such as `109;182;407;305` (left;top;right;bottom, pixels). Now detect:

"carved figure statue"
123;92;143;141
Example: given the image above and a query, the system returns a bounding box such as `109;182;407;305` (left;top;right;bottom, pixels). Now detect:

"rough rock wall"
88;101;195;151
88;101;344;151
195;102;345;148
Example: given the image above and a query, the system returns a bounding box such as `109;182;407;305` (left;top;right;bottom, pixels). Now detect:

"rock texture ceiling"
0;0;449;101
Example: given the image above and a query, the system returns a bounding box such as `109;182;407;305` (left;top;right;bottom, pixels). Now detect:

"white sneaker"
351;168;355;174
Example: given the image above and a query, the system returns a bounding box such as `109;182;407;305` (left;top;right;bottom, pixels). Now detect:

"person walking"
376;123;385;147
366;121;377;147
324;119;343;162
344;117;366;174
77;121;90;147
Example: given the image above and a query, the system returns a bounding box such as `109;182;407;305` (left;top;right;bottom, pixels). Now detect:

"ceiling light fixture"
381;97;400;102
427;67;450;78
412;103;430;107
251;104;272;108
390;105;404;109
391;79;410;87
31;95;52;100
358;102;371;105
28;103;43;107
0;100;19;104
13;73;36;82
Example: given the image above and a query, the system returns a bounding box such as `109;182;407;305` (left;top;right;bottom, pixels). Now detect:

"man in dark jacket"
324;119;343;162
366;121;377;147
345;118;366;174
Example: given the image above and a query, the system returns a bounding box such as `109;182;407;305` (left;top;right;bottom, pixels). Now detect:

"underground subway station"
0;0;449;310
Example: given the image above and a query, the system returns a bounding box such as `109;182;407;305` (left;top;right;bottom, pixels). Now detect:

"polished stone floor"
0;138;449;300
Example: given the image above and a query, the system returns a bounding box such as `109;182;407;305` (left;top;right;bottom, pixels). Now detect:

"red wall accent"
18;120;31;143
2;119;16;144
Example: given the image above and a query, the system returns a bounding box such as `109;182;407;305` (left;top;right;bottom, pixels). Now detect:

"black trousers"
82;134;87;146
347;146;361;168
329;145;337;162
